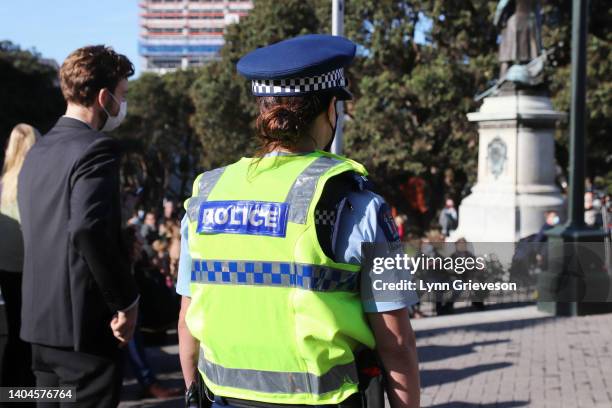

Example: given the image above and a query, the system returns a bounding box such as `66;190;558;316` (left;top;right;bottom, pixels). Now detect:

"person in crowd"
121;185;143;226
141;211;159;245
151;239;172;288
422;230;455;315
127;211;143;227
603;194;612;236
0;124;39;389
123;226;182;399
177;34;420;408
584;191;603;228
164;221;182;282
438;198;458;237
161;198;177;224
158;217;179;240
451;237;486;310
402;233;426;319
443;168;460;206
532;210;561;271
534;210;560;243
394;213;408;241
139;211;158;260
17;45;139;407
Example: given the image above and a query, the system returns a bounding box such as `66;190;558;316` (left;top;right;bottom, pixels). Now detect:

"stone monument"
453;0;566;243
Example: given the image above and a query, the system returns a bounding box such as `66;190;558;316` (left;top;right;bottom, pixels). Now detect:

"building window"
188;59;206;65
188;15;224;19
150;58;181;68
148;27;184;34
189;9;223;13
149;9;183;13
146;15;184;19
189;27;224;34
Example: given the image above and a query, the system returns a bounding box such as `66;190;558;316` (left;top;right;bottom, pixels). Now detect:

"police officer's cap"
237;34;356;100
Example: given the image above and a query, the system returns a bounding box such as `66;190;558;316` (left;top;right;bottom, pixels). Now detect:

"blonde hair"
1;124;39;207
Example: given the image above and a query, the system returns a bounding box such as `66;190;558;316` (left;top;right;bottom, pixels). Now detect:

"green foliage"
190;60;255;170
185;0;611;203
343;0;498;200
543;0;612;189
0;41;65;164
189;0;321;170
114;69;199;207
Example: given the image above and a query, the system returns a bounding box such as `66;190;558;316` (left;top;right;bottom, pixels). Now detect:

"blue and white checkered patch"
191;260;358;292
251;68;346;96
197;200;289;237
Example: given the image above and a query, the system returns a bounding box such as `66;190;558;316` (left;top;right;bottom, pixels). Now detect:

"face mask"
552;215;560;225
324;101;339;152
101;91;127;132
593;199;602;209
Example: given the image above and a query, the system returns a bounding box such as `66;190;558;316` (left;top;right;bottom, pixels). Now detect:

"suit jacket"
18;117;138;352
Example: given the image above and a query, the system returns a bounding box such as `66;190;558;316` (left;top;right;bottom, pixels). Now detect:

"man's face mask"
101;90;127;132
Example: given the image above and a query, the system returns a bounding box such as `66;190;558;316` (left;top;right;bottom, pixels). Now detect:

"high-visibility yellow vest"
184;151;376;405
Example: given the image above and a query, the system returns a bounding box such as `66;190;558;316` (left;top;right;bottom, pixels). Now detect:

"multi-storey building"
139;0;253;74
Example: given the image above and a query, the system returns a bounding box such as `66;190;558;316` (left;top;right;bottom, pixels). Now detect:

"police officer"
177;34;420;408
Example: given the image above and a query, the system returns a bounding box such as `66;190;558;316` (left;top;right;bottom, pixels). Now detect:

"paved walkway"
118;305;612;407
119;339;184;407
412;306;612;407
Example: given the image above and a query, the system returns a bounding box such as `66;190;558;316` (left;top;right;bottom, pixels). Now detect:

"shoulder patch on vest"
197;200;289;237
378;202;400;242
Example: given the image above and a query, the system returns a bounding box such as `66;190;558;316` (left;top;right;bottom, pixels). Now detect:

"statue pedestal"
452;90;566;242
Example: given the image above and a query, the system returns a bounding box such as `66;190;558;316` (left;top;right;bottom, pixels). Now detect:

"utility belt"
186;350;385;408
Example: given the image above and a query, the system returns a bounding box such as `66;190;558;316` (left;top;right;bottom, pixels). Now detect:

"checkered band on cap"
251;68;346;96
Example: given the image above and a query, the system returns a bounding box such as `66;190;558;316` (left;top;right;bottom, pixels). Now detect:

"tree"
188;0;611;208
342;0;611;205
542;0;612;191
190;0;321;170
0;41;65;164
312;0;499;210
114;69;200;209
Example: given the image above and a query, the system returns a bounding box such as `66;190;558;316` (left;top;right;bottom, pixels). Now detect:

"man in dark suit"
18;45;139;407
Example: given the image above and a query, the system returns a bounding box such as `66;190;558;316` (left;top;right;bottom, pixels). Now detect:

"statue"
455;0;566;246
476;0;547;100
495;0;543;77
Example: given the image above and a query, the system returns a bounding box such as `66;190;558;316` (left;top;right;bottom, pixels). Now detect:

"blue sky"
0;1;430;78
0;0;142;75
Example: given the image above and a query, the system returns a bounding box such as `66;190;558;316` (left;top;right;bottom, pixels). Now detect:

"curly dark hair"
255;92;334;155
59;45;134;107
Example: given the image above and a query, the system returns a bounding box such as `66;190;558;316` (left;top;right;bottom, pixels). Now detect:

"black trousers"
0;270;35;387
31;343;124;408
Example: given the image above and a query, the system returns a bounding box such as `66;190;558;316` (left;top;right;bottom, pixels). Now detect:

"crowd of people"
389;176;612;318
126;200;182;291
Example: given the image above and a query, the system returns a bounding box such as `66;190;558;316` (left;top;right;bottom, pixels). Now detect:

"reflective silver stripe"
199;350;358;395
191;259;358;292
198;167;227;198
187;167;227;222
285;156;340;224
